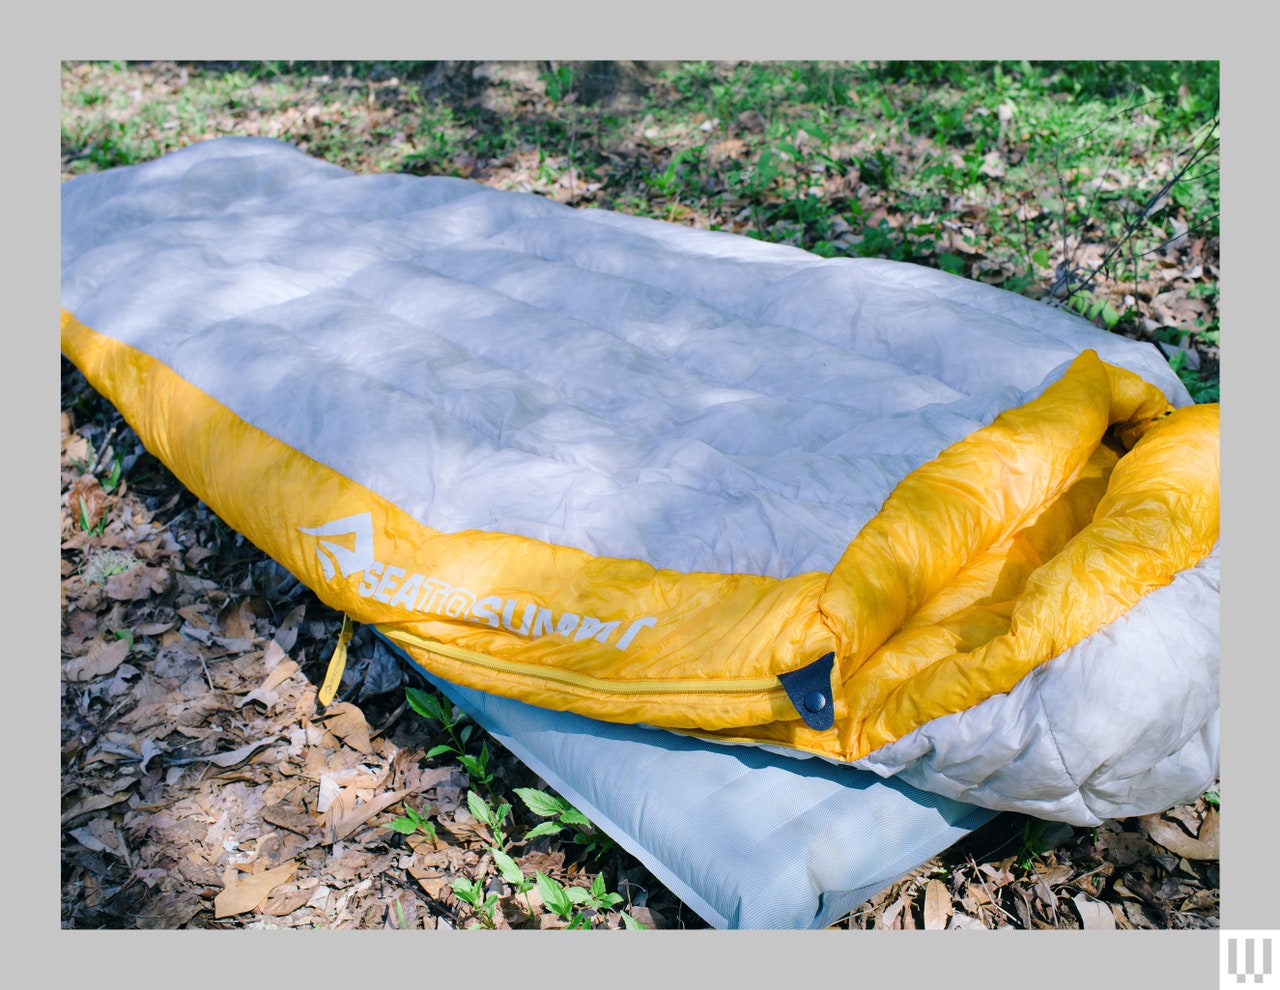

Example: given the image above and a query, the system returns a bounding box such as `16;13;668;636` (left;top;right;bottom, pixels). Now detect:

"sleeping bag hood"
61;137;1220;832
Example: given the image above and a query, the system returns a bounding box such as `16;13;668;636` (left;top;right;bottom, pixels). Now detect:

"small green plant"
467;789;511;849
534;871;644;929
405;686;495;788
462;789;538;922
77;496;107;536
649;145;704;199
1167;350;1219;404
1015;816;1061;870
1204;790;1220;808
458;741;495;789
101;456;123;494
450;875;501;929
491;844;538;921
1066;291;1121;330
385;802;438;842
514;786;617;860
540;64;575;104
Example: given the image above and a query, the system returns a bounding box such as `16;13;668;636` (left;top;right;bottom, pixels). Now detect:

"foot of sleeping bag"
381;634;996;930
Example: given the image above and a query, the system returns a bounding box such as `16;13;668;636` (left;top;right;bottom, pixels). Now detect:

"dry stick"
1048;99;1218;308
1063;115;1219;307
1046;103;1129;296
1136;211;1221;260
966;854;1020;927
199;654;216;693
87;423;119;476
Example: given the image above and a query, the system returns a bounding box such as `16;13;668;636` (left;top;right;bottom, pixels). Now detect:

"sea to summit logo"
298;513;375;581
298;512;657;652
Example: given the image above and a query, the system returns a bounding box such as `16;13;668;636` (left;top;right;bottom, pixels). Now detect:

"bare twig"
1057;113;1219;310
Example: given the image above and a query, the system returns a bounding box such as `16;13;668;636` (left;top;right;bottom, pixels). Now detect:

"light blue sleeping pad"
399;649;996;929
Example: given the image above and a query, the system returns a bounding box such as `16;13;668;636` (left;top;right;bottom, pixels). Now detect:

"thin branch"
1063;115;1219;304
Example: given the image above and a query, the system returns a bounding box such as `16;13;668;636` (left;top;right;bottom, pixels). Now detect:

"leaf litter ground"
61;60;1220;931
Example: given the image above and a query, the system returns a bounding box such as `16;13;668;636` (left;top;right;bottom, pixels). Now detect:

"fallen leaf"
1180;889;1220;913
323;788;410;844
923;879;952;930
259;659;300;693
1035;864;1075;887
236;687;282;710
978;862;1015;887
318;764;388;813
184;546;216;567
320;702;373;754
881;893;909;930
61;790;132;826
272;605;306;654
979;150;1006;178
214;861;299;918
1072;892;1116;929
219;600;256;641
262;638;288;671
168;736;282;770
63;637;129;682
106;564;171;601
1094;825;1157;867
408;868;452;901
1140;809;1219;860
69;824;118;855
261;879;317;917
69;474;107;529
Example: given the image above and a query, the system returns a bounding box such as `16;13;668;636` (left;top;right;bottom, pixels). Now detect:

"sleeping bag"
60;136;1219;927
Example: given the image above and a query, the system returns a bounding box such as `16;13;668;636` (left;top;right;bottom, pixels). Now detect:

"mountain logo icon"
298;512;375;581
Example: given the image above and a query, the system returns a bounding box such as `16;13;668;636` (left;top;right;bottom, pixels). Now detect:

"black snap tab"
777;652;836;731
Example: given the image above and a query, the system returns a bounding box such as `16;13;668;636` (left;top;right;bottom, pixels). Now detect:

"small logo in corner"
1224;933;1275;986
298;512;374;581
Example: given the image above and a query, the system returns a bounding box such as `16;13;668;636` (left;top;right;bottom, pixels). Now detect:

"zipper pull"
777;652;836;731
317;614;355;708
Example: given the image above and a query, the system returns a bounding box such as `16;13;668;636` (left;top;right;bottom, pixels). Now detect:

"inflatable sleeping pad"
61;137;1220;928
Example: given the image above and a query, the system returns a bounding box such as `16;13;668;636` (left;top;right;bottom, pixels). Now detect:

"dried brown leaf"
259;659;300;693
61;789;132;826
881;893;909;930
323;788;410;844
1140;809;1219;861
923;879;951;930
1180;889;1220;914
69;474;108;529
1094;824;1157;867
978;862;1015;887
106;564;171;601
260;879;317;917
214;861;299;918
320;702;374;754
1072;892;1116;930
63;637;129;682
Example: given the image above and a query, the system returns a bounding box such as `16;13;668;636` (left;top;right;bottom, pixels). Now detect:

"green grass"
61;59;1219;402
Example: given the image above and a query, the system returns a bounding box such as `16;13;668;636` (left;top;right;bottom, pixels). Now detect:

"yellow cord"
317;615;354;707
